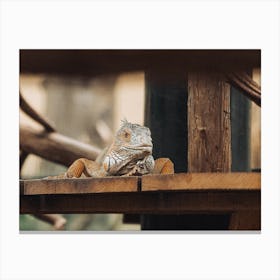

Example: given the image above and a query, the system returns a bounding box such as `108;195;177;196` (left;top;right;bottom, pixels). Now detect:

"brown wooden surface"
20;173;261;230
188;73;231;172
20;124;101;167
142;173;260;191
20;50;261;77
20;176;138;195
229;210;261;230
226;72;261;106
20;173;260;195
20;190;260;216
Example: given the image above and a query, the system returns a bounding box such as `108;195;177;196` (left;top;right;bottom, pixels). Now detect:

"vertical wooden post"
188;73;231;172
142;70;230;230
187;72;231;229
229;210;260;230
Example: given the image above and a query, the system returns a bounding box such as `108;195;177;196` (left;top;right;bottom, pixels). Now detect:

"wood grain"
229;210;260;230
20;177;138;195
20;190;260;215
226;72;261;106
20;172;260;195
142;172;260;191
20;50;260;77
188;72;231;172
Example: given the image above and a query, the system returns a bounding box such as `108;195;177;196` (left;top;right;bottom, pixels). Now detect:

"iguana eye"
122;128;131;141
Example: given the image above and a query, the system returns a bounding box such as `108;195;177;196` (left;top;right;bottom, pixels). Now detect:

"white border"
1;1;280;279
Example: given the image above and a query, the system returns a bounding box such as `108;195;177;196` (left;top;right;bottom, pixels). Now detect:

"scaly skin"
46;120;174;179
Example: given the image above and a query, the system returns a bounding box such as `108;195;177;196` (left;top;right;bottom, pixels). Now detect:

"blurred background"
20;71;145;230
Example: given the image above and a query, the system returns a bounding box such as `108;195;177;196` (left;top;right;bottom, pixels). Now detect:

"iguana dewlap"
46;120;174;179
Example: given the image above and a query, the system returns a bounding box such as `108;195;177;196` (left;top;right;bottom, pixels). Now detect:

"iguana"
46;119;174;179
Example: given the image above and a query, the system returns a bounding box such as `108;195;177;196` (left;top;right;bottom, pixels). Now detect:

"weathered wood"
142;173;260;191
20;50;261;77
188;72;231;172
226;72;261;106
20;190;260;216
20;172;260;195
20;177;138;195
229;210;260;230
20;124;101;167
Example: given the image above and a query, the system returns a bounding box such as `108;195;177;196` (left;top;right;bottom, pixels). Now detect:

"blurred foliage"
20;214;140;231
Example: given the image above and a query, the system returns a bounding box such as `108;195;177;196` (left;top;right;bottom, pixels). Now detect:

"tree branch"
226;72;261;107
20;91;56;132
20;124;101;167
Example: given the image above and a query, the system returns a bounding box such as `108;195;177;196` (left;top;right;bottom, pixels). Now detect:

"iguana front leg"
66;158;107;178
122;155;155;176
46;156;174;179
45;158;106;179
152;158;174;174
123;156;174;176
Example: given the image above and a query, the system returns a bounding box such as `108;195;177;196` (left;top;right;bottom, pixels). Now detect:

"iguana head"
103;119;153;175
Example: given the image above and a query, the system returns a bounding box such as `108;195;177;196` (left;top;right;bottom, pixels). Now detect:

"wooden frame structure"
20;50;261;230
20;173;261;230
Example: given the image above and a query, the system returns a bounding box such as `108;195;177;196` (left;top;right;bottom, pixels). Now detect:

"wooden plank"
20;177;138;195
142;172;260;191
20;190;260;215
20;50;261;77
20;172;261;195
229;210;261;230
188;72;231;172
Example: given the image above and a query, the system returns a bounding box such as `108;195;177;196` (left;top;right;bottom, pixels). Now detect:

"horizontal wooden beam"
20;190;260;215
142;172;261;191
20;50;261;76
20;172;260;195
20;176;139;195
20;173;261;230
